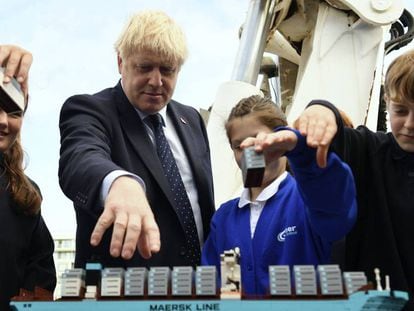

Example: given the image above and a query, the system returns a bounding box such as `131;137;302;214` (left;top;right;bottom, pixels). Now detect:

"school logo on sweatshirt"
277;226;298;242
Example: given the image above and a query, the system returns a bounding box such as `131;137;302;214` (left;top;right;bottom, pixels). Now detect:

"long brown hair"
3;133;42;215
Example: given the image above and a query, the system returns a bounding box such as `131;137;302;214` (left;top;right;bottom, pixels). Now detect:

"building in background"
53;236;76;298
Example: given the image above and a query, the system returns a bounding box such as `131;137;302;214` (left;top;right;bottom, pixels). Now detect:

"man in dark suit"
59;10;215;268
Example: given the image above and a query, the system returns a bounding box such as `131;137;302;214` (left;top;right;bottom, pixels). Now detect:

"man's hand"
294;105;337;168
90;176;161;260
240;130;298;162
0;45;33;95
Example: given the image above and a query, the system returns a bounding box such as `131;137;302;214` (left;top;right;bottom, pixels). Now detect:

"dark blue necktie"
147;113;201;266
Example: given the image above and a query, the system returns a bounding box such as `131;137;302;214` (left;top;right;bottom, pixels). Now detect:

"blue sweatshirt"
201;129;357;296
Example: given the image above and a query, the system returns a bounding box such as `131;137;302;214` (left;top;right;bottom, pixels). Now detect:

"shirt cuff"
100;170;146;204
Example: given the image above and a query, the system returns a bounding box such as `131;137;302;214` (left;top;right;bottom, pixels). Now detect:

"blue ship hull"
10;290;408;311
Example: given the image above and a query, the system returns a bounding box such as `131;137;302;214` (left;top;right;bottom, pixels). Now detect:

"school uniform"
202;129;357;295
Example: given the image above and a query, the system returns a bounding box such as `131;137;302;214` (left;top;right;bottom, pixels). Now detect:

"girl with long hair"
0;49;56;308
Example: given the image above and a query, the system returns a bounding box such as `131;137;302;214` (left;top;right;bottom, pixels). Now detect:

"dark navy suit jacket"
59;82;214;268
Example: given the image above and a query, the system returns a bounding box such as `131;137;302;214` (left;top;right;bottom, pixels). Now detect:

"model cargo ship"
10;257;408;311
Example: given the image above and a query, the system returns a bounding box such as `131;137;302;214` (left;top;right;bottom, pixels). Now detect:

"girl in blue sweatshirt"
201;95;357;296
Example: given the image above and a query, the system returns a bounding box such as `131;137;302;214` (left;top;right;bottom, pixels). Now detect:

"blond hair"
114;10;188;66
384;49;414;104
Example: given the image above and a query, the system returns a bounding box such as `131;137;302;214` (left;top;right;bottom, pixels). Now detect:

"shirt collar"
136;107;168;126
390;133;414;160
238;171;288;208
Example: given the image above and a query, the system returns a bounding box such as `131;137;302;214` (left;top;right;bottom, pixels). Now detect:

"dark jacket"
59;82;215;268
312;100;414;307
0;173;56;309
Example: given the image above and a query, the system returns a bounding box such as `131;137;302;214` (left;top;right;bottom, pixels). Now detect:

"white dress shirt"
101;100;204;246
238;171;288;238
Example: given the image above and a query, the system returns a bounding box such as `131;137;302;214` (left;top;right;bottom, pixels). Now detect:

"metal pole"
231;0;275;84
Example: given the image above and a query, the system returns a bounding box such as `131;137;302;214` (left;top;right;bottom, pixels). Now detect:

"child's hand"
294;105;337;168
240;130;297;161
0;45;33;95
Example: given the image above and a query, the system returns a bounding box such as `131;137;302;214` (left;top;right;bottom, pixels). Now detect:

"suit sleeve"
282;127;357;241
59;95;124;214
22;214;56;292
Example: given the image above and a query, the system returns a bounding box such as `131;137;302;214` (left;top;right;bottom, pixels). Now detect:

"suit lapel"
114;83;175;207
168;103;215;235
113;85;209;231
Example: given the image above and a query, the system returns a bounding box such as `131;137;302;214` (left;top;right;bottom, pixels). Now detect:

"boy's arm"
294;100;345;168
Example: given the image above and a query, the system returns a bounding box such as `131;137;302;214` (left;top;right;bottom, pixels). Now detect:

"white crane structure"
206;0;414;207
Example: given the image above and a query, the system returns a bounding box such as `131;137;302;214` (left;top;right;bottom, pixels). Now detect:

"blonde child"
294;49;414;306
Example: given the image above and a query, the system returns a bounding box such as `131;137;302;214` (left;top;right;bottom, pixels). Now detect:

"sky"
2;0;414;238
